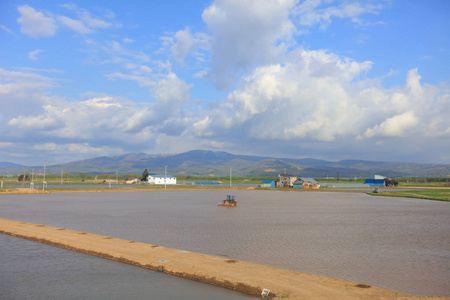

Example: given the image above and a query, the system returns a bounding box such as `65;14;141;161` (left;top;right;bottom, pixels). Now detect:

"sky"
0;0;449;166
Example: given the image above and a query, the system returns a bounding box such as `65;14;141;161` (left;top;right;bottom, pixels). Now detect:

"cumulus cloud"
198;49;371;140
201;0;297;89
0;68;55;127
154;73;192;107
363;111;418;138
5;69;194;148
4;0;450;164
171;28;210;63
172;0;387;89
191;48;449;155
8;113;61;130
17;5;57;38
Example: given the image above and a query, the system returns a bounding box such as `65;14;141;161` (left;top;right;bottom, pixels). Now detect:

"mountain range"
1;150;449;178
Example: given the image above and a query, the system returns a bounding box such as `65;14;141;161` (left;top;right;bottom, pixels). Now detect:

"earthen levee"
1;218;447;300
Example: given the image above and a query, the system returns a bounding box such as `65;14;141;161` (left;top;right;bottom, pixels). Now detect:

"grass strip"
368;190;450;202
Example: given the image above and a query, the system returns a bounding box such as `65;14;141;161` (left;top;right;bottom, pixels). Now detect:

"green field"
0;173;278;185
369;190;450;202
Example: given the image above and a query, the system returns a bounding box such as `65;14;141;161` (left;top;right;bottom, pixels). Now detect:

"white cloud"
194;70;208;78
0;68;55;127
32;142;125;156
139;65;152;73
28;49;44;60
201;0;297;89
8;113;61;130
192;47;449;154
59;3;112;33
199;49;369;140
293;0;387;29
79;13;111;29
171;28;210;62
57;15;93;34
4;1;450;164
173;0;388;89
102;40;150;64
107;72;156;87
17;5;57;38
192;116;212;136
17;4;114;38
0;25;14;34
5;69;195;150
82;97;123;108
32;142;57;151
154;73;192;107
0;142;13;148
363;111;418;138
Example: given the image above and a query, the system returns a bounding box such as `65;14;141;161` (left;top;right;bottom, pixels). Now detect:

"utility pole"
230;167;232;189
22;167;26;188
164;165;167;190
43;160;47;191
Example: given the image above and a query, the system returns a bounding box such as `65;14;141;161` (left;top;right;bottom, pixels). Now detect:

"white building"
147;174;177;185
125;178;140;184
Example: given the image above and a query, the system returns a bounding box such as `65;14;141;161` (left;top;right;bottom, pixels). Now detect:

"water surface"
1;190;449;295
0;234;256;300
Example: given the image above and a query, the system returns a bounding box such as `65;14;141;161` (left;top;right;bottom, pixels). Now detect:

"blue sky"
1;0;449;166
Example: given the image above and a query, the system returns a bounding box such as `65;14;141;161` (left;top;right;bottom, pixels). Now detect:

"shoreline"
1;217;448;300
2;186;449;203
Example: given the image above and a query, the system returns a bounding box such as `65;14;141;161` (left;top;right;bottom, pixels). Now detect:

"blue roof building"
364;179;385;186
194;181;220;185
260;180;276;188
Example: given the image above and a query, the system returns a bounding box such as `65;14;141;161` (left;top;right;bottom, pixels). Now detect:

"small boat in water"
218;194;238;207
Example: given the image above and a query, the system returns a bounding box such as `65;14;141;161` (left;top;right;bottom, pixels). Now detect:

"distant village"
124;173;398;188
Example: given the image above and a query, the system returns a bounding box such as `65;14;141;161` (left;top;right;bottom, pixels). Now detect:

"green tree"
141;169;149;182
18;174;30;182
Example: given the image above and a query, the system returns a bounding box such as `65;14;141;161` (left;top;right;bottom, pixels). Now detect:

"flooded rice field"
1;190;449;296
0;233;256;300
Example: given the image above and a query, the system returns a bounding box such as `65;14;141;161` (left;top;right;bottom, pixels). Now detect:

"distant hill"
0;162;23;168
0;162;25;175
0;150;449;178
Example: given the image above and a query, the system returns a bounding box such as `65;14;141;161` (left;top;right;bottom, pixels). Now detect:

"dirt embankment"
0;188;50;194
1;218;448;300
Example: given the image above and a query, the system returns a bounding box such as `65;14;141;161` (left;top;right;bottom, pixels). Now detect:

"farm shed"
294;178;320;189
194;181;220;185
364;179;385;186
278;174;298;188
260;180;276;188
126;178;139;184
147;175;177;185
